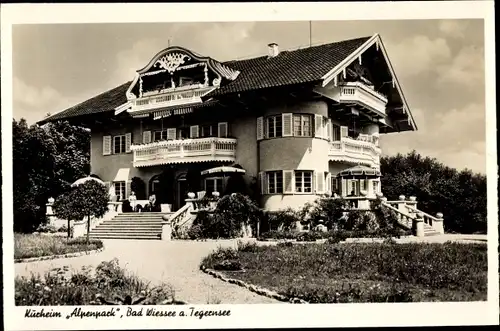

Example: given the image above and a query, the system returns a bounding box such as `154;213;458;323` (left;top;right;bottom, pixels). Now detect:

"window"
267;171;283;194
205;178;223;195
153;130;169;142
201;124;218;137
177;128;189;139
293;114;312;137
331;176;339;195
332;124;341;141
361;179;368;192
114;181;126;201
179;77;193;87
294;171;313;193
113;135;126;154
373;181;379;194
267;115;283;138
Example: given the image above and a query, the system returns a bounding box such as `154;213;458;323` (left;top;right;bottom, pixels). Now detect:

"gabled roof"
40;82;130;124
39;35;410;127
209;36;370;97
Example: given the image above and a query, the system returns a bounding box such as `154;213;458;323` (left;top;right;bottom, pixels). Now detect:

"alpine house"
40;34;417;214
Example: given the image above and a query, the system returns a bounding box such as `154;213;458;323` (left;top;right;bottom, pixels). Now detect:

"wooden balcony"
130;137;237;167
328;135;381;168
337;82;388;115
130;85;215;113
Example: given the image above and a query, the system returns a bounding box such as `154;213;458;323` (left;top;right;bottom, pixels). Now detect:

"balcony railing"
338;82;388;115
130;85;215;112
328;136;381;168
130;137;237;167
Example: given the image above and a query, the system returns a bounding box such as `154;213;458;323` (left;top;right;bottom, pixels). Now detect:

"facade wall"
231;114;259;181
259;100;331;211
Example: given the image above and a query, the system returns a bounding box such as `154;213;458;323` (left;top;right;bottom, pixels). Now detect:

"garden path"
14;239;281;304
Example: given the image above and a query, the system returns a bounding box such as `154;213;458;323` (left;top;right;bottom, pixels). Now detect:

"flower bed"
201;241;487;303
14;233;103;260
15;259;185;305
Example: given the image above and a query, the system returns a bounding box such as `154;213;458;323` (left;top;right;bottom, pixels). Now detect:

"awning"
201;166;246;176
114;168;130;182
337;165;381;178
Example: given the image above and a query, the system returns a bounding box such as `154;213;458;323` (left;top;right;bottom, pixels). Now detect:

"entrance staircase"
88;212;171;240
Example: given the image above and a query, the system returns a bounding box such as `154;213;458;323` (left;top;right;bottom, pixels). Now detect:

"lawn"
14;233;103;260
202;241;487;303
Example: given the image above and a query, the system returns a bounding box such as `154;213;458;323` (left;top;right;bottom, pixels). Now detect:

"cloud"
436;45;484;89
438;20;469;39
14;77;61;109
381;103;486;173
385;35;452;77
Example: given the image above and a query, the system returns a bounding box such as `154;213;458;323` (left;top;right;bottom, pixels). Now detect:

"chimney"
267;43;279;58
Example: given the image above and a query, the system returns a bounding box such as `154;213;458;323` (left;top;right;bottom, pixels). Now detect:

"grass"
14;233;103;260
15;259;180;305
202;241;487;303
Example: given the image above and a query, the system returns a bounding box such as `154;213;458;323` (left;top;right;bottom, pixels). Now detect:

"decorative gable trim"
320;33;417;131
114;102;132;115
126;46;240;100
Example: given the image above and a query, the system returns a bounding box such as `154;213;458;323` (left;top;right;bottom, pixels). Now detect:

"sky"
12;20;486;174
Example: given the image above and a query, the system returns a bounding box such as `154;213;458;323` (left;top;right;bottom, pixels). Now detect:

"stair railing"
380;200;415;229
170;203;193;238
405;205;444;234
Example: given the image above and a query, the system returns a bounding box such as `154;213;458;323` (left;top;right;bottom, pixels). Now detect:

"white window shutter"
326;119;331;141
316;172;324;193
218;122;228;138
326;173;331;193
142;130;151;144
315;114;323;138
104;181;112;198
328;120;334;141
125;133;132;153
167;128;177;140
282;113;293;137
256;117;264;140
190;125;199;139
259;171;267;194
283;170;294;193
341;179;347;196
340;126;349;138
103;135;112;155
126;180;132;199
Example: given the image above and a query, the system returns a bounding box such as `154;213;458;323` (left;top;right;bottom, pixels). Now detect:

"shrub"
15;259;180;305
187;224;204;240
36;223;58;233
307;198;349;230
266;208;302;231
237;240;259;253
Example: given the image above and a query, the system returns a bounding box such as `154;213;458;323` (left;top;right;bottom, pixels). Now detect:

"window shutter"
326;173;331;193
104;181;112;199
256;117;264;140
190;125;199;139
167;128;176;140
328;120;334;141
282;113;293;137
259;171;267;194
341;179;347;197
142;131;151;144
326;119;331;141
283;170;294;193
125;133;132;153
103;135;112;155
126;180;132;200
218;122;228;138
315;114;323;138
340;126;349;138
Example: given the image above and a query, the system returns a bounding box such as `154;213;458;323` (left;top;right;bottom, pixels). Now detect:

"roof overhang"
320;33;417;132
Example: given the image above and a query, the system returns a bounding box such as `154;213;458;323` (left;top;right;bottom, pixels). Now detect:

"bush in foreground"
15;259;182;305
14;233;102;260
202;241;487;303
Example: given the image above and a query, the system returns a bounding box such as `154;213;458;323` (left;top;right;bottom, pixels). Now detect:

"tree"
13;119;90;232
53;190;81;239
380;150;487;234
69;180;109;243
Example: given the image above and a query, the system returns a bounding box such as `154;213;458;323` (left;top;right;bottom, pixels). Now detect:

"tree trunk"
67;219;71;240
87;214;91;244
